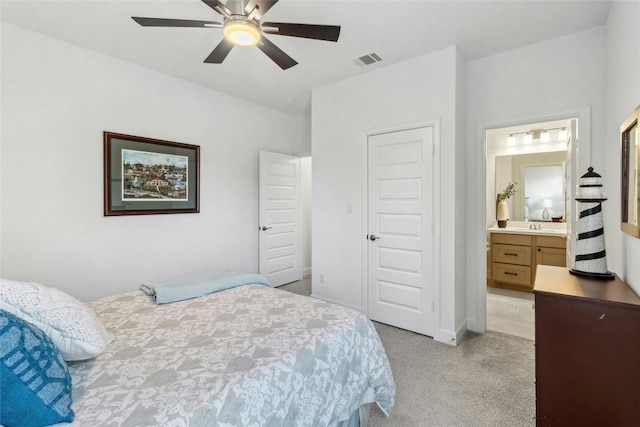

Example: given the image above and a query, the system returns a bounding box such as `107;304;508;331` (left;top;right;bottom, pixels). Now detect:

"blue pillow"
0;309;75;427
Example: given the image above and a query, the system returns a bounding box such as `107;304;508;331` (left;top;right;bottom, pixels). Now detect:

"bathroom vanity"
487;226;566;292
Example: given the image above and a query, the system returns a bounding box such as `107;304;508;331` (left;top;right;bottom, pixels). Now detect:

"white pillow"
0;279;114;361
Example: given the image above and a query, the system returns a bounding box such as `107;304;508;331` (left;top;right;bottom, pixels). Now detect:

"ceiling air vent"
354;53;382;67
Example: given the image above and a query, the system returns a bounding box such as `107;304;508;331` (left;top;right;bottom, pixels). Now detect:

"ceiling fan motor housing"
223;15;261;46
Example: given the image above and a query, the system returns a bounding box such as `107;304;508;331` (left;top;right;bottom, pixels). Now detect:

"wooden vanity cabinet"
534;265;640;426
490;233;532;290
534;235;566;282
489;232;566;292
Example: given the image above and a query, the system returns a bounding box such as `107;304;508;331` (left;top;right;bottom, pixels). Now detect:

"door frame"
360;119;441;329
469;106;591;333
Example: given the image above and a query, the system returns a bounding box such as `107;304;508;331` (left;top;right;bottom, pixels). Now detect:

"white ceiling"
1;0;612;114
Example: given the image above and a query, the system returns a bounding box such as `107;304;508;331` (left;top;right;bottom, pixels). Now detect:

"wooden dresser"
533;265;640;426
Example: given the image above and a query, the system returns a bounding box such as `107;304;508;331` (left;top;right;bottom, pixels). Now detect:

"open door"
565;119;578;269
259;151;302;286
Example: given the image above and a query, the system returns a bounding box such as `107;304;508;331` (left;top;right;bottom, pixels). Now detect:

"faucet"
529;223;541;230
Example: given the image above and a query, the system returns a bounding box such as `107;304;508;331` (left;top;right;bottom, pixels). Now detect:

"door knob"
369;234;380;241
260;226;272;231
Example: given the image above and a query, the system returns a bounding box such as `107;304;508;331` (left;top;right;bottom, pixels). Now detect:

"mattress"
66;284;395;426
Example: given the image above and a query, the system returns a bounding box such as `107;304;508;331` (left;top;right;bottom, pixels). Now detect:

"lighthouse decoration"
570;167;615;279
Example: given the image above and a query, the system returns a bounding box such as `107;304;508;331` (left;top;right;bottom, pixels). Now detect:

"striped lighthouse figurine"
570;167;615;279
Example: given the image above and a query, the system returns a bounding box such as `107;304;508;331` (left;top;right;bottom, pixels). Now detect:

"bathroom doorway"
485;118;572;339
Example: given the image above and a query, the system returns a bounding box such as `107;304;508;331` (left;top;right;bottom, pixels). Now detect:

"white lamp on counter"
542;199;552;221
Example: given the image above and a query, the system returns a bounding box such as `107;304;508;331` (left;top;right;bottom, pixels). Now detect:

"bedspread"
67;285;395;426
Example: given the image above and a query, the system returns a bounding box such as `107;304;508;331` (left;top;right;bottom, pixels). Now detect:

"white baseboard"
435;320;467;346
302;267;312;278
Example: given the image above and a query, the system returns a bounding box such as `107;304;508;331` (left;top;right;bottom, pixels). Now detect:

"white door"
367;127;435;336
259;151;302;287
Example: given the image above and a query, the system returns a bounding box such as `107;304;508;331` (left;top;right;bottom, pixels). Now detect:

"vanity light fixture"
540;130;550;143
505;126;569;146
558;128;568;141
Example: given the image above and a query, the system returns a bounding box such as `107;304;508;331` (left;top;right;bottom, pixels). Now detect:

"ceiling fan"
132;0;341;70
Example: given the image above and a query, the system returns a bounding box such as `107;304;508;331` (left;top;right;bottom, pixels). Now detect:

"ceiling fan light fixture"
224;18;261;46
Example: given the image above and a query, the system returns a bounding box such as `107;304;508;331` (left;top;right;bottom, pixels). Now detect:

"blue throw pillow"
0;309;75;427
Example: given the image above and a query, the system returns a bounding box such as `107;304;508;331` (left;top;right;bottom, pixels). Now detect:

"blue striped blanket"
140;271;271;304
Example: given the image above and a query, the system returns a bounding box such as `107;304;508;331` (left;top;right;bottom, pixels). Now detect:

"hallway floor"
486;288;535;340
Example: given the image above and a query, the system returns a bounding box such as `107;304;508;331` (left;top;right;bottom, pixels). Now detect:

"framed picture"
103;132;200;216
620;105;640;237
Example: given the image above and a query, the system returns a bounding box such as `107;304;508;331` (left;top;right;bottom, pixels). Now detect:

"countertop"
487;225;567;238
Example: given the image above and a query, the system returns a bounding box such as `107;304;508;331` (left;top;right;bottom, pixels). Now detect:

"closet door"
367;127;435;336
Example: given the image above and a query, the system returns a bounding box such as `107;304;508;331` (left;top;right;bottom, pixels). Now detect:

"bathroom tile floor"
486;287;535;340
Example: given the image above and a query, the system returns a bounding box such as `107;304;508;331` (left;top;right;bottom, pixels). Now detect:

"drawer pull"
505;272;519;276
504;252;519;256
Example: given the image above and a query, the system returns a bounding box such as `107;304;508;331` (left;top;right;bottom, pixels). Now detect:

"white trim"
437;320;467;346
469;106;591;333
361;118;441;339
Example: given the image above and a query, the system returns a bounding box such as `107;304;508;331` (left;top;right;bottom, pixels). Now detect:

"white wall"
605;1;640;294
300;156;312;277
1;23;308;301
312;46;465;344
453;48;468;332
466;26;607;331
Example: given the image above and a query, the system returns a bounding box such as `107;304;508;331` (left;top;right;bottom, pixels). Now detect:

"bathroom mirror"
495;151;566;222
621;105;639;238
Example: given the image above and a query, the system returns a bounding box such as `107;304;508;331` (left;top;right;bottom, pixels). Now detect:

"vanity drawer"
492;263;532;286
492;244;532;265
491;233;532;246
536;235;567;249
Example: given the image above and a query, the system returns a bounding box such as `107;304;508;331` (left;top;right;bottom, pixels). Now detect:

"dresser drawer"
492;263;532;286
492;244;532;265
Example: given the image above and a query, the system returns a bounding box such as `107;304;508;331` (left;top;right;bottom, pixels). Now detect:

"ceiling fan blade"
132;17;221;28
261;22;340;42
204;39;235;63
201;0;232;18
244;0;279;21
256;36;297;70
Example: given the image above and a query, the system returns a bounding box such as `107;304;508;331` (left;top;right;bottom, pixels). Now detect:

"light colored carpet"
278;278;536;426
369;324;535;426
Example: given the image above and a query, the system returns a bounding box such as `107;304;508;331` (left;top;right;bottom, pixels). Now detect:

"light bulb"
540;130;550;142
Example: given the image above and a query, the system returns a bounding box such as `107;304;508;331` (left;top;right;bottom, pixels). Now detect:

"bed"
0;276;395;426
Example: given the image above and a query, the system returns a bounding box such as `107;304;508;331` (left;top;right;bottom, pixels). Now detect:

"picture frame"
104;131;200;216
620;105;640;237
